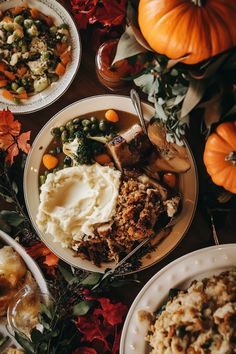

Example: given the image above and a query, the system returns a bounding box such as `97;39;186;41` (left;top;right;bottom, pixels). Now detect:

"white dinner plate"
120;244;236;354
24;94;198;273
0;0;81;114
0;230;49;350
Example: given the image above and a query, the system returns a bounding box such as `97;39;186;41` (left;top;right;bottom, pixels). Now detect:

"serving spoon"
130;89;148;134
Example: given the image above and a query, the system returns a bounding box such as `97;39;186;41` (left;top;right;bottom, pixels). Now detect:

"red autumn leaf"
5;143;19;165
95;298;128;326
89;0;127;27
112;326;121;354
76;315;111;351
0;110;21;136
17;131;31;154
73;347;97;354
71;0;98;29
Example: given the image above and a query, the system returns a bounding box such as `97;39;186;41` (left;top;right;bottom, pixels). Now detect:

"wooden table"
10;45;236;306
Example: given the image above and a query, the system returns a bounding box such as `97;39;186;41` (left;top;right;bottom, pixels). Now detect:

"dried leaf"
181;79;207;118
112;26;146;64
17;131;31;154
0;110;21;136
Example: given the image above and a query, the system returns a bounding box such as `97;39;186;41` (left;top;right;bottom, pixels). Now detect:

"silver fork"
130;89;148;134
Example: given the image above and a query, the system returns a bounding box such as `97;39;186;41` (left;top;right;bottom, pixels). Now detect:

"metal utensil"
130;89;148;134
106;215;178;275
208;211;220;245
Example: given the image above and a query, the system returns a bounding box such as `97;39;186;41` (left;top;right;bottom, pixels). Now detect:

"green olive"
81;119;91;127
59;126;65;132
66;121;73;130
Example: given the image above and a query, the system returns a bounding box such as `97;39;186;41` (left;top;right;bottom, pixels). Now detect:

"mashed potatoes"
36;164;121;248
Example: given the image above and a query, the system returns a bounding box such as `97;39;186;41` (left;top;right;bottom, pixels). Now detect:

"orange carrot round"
0;80;8;88
42;154;59;170
55;63;66;76
94;153;112;165
163;173;177;189
2;89;14;101
105;109;119;122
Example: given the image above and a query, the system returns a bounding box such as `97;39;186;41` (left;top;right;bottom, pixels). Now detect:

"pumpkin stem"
225;151;236;166
191;0;203;6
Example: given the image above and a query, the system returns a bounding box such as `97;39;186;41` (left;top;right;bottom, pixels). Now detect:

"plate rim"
0;0;82;115
0;229;49;294
120;243;236;354
23;94;198;273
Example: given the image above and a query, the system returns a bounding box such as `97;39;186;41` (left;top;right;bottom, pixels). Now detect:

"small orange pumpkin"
138;0;236;65
203;121;236;194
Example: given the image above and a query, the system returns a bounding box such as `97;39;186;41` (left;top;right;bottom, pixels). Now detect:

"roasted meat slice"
106;124;152;170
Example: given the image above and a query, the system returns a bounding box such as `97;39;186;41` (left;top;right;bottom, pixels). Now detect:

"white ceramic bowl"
24;95;198;273
120;244;236;354
0;0;81;114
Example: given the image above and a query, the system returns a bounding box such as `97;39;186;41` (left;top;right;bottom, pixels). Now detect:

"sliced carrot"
3;71;16;81
0;80;8;88
16;91;28;99
94;153;112;165
0;62;7;72
163;173;177;189
2;89;14;101
55;62;66;76
3;16;14;23
60;50;71;66
10;6;25;15
42;154;59;170
30;8;40;19
105;109;119;122
17;66;28;76
56;43;68;56
41;14;53;26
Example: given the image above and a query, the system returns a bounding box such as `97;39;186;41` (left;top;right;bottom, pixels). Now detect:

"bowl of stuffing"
0;0;81;114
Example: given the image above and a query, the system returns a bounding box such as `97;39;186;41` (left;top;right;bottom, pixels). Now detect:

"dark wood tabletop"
8;44;236;306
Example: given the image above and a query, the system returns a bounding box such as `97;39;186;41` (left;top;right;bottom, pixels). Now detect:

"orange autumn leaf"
26;242;59;267
17;131;31;154
0;109;21;136
5;143;19;165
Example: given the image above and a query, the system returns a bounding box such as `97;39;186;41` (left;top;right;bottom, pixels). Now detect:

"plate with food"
120;244;236;354
0;0;81;114
0;229;49;353
24;94;198;273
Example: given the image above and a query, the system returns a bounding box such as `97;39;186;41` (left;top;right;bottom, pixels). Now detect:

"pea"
59;126;65;132
61;130;68;142
61;35;68;43
81;119;91;127
91;124;98;131
66;121;73;130
49;26;57;34
40;175;46;185
14;15;24;24
83;127;90;133
11;82;18;91
73;118;80;125
99;120;107;132
90;116;97;124
24;19;33;29
51;127;61;137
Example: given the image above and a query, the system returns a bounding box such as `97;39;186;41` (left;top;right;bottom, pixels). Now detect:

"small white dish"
120;244;236;354
0;0;81;114
24;94;198;273
0;230;49;350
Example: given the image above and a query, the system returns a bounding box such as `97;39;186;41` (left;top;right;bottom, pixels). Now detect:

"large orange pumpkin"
203;121;236;194
138;0;236;65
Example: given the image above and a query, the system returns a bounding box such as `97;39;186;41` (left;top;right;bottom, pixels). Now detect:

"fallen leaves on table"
0;109;31;165
26;242;59;269
74;291;128;354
